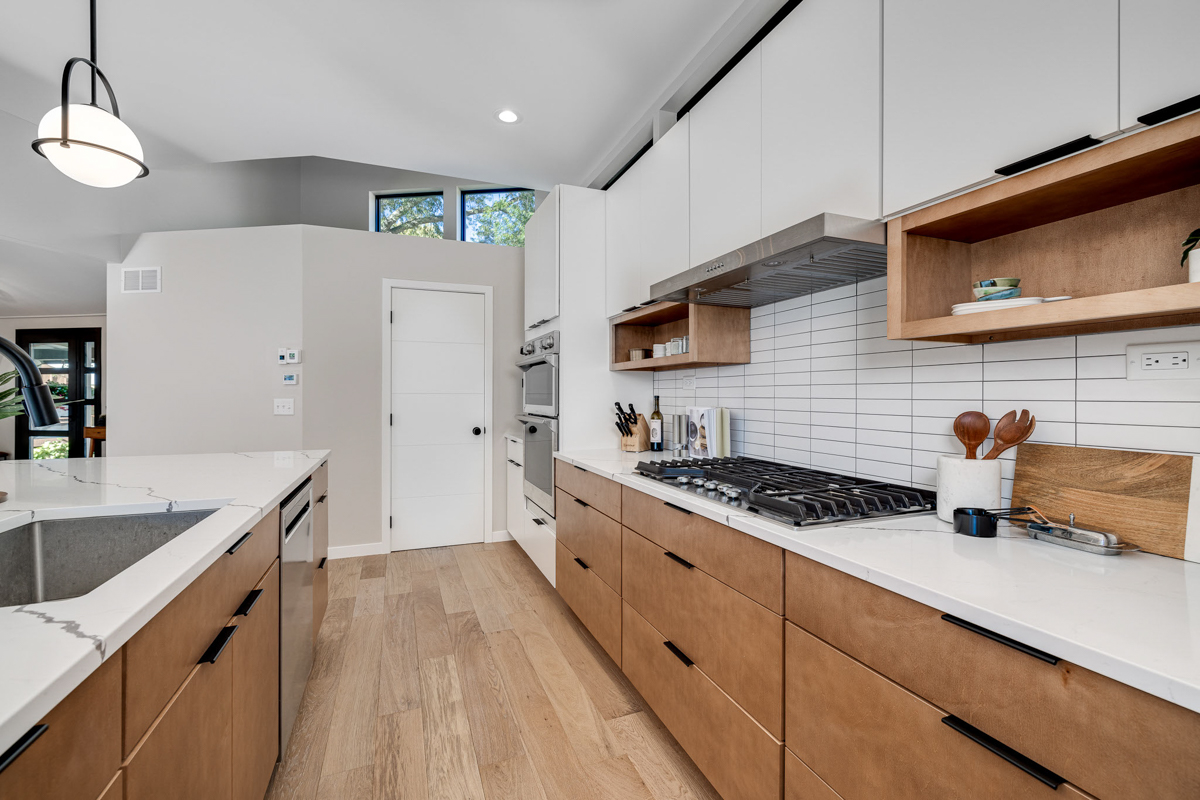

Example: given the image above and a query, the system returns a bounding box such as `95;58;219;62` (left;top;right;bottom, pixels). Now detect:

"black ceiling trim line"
602;137;654;191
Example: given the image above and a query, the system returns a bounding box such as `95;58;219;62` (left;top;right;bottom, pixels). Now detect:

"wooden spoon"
953;411;990;459
983;409;1036;460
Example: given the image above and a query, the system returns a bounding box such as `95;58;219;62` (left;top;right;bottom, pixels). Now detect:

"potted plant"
1183;228;1200;283
0;370;25;421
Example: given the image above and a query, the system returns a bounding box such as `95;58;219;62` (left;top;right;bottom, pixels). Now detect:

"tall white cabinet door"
641;115;691;288
689;45;762;265
1120;0;1200;129
523;186;559;330
883;0;1119;216
605;158;646;317
762;0;881;232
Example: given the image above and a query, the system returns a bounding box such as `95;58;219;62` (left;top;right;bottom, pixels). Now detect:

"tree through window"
461;188;535;246
377;192;444;237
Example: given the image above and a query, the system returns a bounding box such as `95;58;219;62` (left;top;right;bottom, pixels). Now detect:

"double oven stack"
516;331;560;521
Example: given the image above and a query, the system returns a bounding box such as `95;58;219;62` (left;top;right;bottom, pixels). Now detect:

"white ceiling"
0;237;105;317
0;0;775;189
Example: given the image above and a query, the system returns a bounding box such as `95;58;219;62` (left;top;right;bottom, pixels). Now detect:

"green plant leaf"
1182;227;1200;267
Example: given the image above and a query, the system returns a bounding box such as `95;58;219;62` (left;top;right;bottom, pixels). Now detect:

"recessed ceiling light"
495;109;521;124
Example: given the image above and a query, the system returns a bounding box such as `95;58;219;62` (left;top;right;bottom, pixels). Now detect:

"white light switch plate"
273;398;295;415
1126;341;1199;380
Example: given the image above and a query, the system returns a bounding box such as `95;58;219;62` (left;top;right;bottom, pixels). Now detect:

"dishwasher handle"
283;502;311;543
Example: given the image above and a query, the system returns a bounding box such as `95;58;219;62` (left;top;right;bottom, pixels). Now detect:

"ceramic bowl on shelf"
973;278;1021;289
973;285;1020;299
976;287;1022;301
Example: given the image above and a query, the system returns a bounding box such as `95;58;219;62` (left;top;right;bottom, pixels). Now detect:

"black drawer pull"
573;497;589;508
663;502;692;516
941;614;1058;665
942;716;1063;789
663;551;694;569
574;465;587;472
317;492;328;504
0;724;48;775
532;518;546;526
225;531;253;555
198;625;239;665
318;557;327;570
235;589;263;617
507;458;522;466
663;641;694;668
1138;91;1200;127
574;557;589;570
995;135;1100;176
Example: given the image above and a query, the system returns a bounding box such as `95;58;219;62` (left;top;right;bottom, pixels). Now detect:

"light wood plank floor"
266;541;721;800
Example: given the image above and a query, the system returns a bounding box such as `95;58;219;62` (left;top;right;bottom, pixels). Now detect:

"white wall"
0;314;107;457
107;226;304;456
300;226;524;550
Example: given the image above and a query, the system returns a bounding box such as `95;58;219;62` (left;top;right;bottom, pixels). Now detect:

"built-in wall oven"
518;414;558;517
518;331;559;418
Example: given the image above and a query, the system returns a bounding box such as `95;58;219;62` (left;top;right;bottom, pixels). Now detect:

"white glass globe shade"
36;103;144;188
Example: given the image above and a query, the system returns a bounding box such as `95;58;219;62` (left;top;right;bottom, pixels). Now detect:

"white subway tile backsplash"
653;281;1200;474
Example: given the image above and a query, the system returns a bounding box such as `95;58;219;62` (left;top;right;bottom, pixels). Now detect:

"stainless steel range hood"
651;213;887;308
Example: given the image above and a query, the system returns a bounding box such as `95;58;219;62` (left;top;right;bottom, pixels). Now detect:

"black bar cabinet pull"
941;716;1064;789
507;459;521;466
573;497;589;508
317;492;328;504
235;589;263;617
995;135;1101;176
941;614;1059;665
574;557;589;570
663;551;694;569
532;518;546;526
225;531;253;555
198;625;239;665
0;724;48;775
663;641;694;668
663;502;693;516
574;465;588;472
318;557;327;570
1137;91;1200;127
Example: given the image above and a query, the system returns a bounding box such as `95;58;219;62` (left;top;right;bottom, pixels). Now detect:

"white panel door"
1120;0;1200;129
690;45;762;265
642;115;691;288
762;0;881;232
391;287;487;550
604;158;646;317
883;0;1119;216
524;187;560;330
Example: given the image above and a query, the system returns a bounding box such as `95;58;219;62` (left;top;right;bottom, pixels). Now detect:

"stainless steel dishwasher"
279;479;314;753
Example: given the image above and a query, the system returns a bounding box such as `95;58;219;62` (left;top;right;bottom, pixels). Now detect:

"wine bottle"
649;395;663;452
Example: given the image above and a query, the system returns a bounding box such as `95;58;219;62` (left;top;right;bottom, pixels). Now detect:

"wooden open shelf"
888;112;1200;343
610;302;750;371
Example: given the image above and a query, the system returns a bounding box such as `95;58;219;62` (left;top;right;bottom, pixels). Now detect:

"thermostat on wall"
285;348;302;364
282;373;299;386
277;348;288;364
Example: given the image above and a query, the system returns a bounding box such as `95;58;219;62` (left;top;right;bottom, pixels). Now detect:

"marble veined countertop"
555;448;1200;716
0;450;329;754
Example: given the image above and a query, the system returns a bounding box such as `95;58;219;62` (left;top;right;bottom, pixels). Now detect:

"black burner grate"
635;456;936;526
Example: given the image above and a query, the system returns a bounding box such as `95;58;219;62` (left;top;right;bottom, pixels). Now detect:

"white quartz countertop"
555;448;1200;715
0;450;329;754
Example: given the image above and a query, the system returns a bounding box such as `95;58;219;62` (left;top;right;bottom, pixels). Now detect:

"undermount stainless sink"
0;510;216;606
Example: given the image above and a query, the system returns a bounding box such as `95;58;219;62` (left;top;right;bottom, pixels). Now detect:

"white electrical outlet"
285;348;302;364
1127;341;1199;380
681;377;696;389
273;398;295;415
282;373;299;386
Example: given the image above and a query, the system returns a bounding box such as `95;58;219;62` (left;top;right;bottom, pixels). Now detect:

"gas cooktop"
634;456;936;528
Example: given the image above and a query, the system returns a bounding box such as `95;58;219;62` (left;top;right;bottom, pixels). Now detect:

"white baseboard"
490;529;515;542
328;541;389;559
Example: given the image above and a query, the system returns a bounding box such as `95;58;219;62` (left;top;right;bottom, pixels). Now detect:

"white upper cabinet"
641;115;691;290
882;0;1119;216
762;0;881;232
605;156;646;317
1120;0;1200;129
523;186;559;330
689;45;763;265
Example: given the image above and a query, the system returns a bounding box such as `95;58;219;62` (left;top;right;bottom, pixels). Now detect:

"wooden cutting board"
1012;443;1199;561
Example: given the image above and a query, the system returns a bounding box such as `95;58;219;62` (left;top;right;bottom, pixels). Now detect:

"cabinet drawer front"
555;540;621;666
125;652;233;800
125;506;279;754
232;561;280;800
0;651;122;800
554;465;621;521
623;527;782;738
622;602;782;800
506;438;523;465
313;558;329;642
555;487;621;592
786;552;1200;800
622;485;782;613
313;492;328;565
785;749;842;800
786;623;1094;800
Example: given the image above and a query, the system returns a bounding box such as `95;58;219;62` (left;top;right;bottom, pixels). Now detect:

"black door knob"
472;427;482;436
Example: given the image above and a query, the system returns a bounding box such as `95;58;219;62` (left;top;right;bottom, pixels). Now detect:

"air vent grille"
121;267;161;293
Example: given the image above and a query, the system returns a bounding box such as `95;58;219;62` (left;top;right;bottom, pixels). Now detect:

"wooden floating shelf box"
610;302;750;371
889;112;1200;343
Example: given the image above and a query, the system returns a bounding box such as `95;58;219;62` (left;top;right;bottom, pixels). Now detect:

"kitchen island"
0;450;328;799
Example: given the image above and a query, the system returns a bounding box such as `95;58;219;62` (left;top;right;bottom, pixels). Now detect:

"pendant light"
31;0;148;188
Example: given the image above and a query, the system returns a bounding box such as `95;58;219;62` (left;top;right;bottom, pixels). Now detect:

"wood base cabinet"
555;540;621;665
555;486;621;592
622;602;781;800
231;561;280;800
785;749;842;800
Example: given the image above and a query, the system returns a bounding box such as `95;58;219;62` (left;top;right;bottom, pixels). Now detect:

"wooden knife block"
620;415;652;453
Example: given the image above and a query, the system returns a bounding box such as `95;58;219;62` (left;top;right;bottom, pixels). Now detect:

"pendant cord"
89;0;97;105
